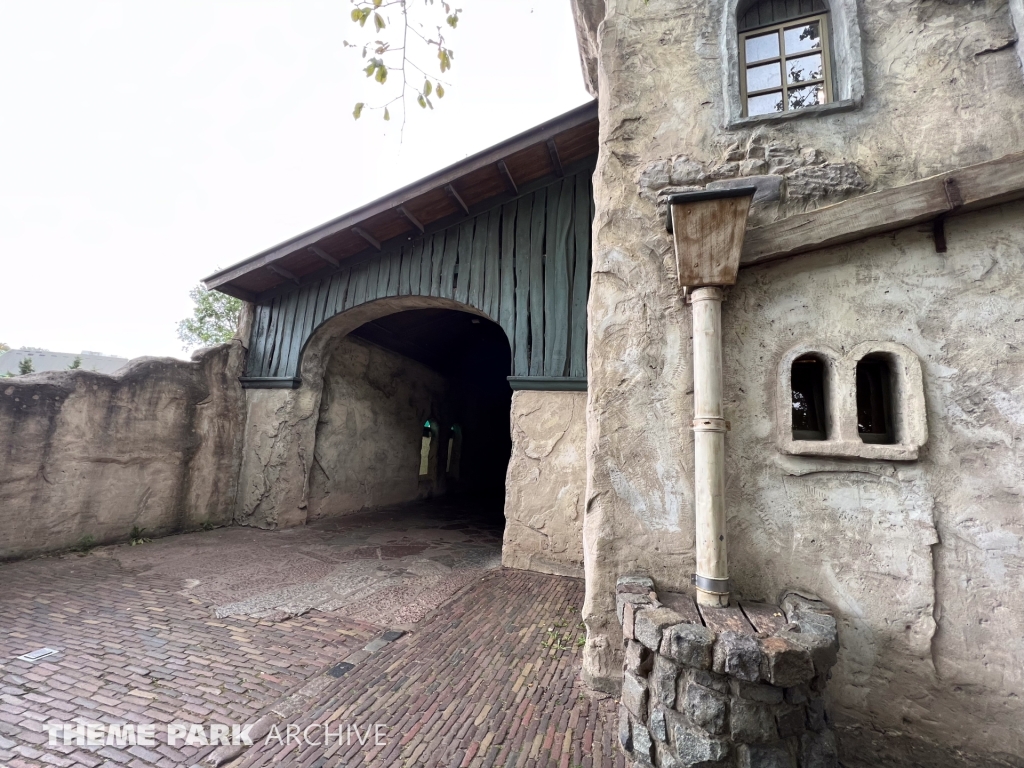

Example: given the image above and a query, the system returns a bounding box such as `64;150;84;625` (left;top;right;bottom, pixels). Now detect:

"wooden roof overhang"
204;101;599;302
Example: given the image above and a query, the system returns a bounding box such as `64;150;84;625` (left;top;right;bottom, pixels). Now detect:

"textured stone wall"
616;577;841;768
307;337;449;519
502;390;587;577
571;1;1024;762
0;343;246;560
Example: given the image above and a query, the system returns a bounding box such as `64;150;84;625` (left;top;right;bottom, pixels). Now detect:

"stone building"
2;1;1023;766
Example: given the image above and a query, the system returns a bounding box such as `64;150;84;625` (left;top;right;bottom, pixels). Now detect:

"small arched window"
791;354;828;441
419;420;438;478
856;355;895;444
738;0;834;117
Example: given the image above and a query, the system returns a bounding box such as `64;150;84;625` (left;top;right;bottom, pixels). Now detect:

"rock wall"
307;336;449;519
574;0;1024;763
0;343;246;560
502;390;587;577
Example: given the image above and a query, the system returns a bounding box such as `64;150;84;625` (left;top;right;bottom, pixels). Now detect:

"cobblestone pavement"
0;500;620;768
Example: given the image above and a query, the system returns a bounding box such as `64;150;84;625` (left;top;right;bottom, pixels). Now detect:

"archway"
305;303;512;529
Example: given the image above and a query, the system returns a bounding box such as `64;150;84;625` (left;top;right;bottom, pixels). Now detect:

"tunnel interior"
308;307;512;529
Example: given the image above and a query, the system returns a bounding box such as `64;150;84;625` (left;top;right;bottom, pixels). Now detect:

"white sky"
0;2;591;360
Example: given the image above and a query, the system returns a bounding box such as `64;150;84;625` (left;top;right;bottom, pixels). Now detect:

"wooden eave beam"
398;205;425;234
308;245;339;268
740;150;1024;268
267;264;301;285
497;160;519;195
445;184;470;215
351;226;382;251
546;139;564;177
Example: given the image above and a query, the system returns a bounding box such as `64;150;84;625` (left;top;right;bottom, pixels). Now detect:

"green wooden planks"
484;208;501;321
248;302;272;376
545;178;574;377
513;197;532;377
467;218;487;310
528;187;546;377
399;245;412;295
439;229;459;299
455;220;475;305
571;172;591;377
429;232;445;297
499;202;517;347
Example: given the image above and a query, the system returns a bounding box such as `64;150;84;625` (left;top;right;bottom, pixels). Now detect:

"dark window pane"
857;356;895;444
748;92;784;115
788;83;825;110
787;52;823;84
784;21;821;54
745;31;780;62
747;62;783;92
792;356;827;440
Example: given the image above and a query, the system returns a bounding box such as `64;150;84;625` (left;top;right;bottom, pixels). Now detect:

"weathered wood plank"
740;602;788;635
430;232;446;297
248;302;271;377
264;295;287;377
499;202;517;344
399;245;412;295
409;242;423;297
698;604;756;635
484;208;501;321
375;251;390;298
284;284;314;374
387;250;401;297
455;219;475;305
529;187;546;376
658;591;703;625
333;268;351;314
270;291;299;377
467;216;487;311
570;172;591;377
545;178;573;377
513;197;532;377
440;227;460;300
350;262;368;308
365;256;380;302
741;150;1024;267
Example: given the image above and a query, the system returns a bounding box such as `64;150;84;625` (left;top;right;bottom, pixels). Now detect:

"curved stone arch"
775;342;842;451
847;340;927;449
721;0;865;126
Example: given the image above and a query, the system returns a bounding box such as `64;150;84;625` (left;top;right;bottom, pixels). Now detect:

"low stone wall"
0;343;246;560
502;390;587;577
616;577;840;768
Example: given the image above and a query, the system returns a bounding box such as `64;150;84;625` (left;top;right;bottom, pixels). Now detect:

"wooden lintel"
445;184;470;215
546;139;564;177
741;150;1024;267
352;226;382;251
497;160;519;195
267;264;300;285
308;245;339;268
398;205;425;234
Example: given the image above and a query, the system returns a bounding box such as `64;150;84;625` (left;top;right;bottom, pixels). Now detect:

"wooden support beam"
445;184;470;215
398;205;425;234
308;245;339;268
267;264;300;285
546;139;564;177
497;160;519;195
352;226;382;251
741;150;1024;267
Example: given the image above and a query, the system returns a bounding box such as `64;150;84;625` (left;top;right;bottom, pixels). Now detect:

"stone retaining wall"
616;577;840;768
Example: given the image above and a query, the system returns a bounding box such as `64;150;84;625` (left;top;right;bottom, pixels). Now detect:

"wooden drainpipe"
667;188;756;608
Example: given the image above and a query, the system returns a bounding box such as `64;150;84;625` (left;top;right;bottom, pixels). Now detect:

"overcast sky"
0;2;591;360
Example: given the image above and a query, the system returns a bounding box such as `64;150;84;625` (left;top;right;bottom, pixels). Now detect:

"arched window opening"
856;355;895;444
791;355;828;440
419;420;438;478
446;424;463;479
739;0;834;117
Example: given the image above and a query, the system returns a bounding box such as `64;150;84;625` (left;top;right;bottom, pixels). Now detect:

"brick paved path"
0;516;620;768
233;570;623;768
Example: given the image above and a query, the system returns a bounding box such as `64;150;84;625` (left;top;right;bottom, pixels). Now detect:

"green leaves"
176;285;243;352
353;102;364;119
436;83;445;98
423;80;432;98
438;48;451;73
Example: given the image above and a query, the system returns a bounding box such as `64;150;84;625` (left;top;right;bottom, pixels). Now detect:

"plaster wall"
0;343;246;560
308;336;449;519
503;390;587;577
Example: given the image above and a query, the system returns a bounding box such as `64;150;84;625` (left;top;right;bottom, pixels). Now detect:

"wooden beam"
203;100;597;290
741;150;1024;267
445;184;470;215
497;160;519;195
267;264;300;285
308;245;339;268
206;283;257;302
352;226;382;251
398;205;425;234
546;139;564;177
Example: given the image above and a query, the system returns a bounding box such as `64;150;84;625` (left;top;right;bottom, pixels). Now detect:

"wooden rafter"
497;160;519;195
308;245;339;268
267;264;300;285
445;184;470;215
398;205;425;234
546;139;564;177
352;226;382;251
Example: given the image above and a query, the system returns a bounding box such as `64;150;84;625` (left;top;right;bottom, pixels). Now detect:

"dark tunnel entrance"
308;307;512;530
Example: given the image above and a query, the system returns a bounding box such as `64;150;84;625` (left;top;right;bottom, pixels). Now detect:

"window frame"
738;13;834;118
